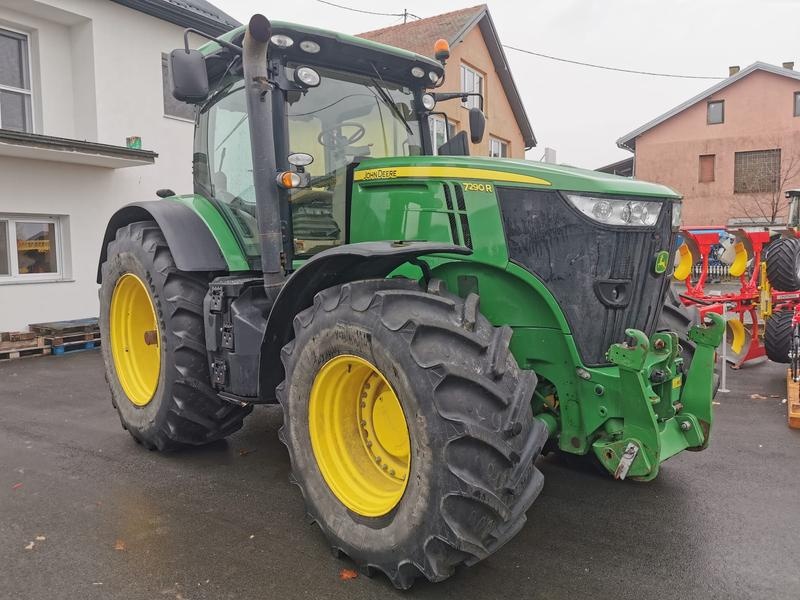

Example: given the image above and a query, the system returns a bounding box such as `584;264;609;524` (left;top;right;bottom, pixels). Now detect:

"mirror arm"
182;27;242;55
431;91;484;111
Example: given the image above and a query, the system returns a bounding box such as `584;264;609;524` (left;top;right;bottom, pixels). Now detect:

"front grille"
497;188;673;365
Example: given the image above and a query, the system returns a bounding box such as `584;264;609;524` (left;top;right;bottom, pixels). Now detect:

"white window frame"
161;52;195;123
0;26;35;133
0;215;66;283
489;137;509;158
429;114;459;155
460;63;483;110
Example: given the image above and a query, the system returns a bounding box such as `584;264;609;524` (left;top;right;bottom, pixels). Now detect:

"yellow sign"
354;166;551;186
672;376;682;389
17;240;50;252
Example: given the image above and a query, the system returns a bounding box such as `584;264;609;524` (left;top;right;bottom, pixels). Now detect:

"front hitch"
593;313;724;481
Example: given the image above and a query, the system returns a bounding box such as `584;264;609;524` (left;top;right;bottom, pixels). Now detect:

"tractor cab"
175;21;484;264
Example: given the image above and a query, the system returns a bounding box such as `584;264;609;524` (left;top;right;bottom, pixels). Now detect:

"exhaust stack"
242;14;284;294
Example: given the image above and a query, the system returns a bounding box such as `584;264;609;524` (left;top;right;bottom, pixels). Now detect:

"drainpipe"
242;14;284;297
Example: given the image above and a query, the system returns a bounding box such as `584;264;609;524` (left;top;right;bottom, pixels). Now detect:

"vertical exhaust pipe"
242;14;284;296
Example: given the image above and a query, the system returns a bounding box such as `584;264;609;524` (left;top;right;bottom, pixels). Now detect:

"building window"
162;53;195;121
0;28;33;132
707;100;724;124
699;154;715;183
794;92;800;117
0;216;65;282
489;137;509;158
734;149;781;194
460;64;483;110
428;114;457;154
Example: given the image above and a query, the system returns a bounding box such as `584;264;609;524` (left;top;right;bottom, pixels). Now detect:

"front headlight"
565;193;662;227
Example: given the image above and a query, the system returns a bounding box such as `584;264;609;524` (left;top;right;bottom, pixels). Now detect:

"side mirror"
169;49;209;103
468;107;486;144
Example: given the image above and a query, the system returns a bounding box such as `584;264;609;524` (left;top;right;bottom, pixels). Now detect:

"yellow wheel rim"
110;273;161;407
309;355;411;517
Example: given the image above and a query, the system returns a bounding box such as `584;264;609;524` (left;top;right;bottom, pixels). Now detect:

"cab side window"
195;83;260;255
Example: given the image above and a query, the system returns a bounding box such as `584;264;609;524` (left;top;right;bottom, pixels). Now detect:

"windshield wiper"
368;65;413;136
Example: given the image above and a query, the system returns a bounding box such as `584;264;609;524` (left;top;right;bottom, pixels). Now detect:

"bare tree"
735;140;800;224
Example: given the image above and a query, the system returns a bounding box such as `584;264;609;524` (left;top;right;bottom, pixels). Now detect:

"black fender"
96;201;229;283
258;241;471;400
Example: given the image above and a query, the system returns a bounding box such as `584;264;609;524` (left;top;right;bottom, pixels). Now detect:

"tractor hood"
354;156;681;200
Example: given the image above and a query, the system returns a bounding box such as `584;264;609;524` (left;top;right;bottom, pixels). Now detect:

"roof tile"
358;4;486;57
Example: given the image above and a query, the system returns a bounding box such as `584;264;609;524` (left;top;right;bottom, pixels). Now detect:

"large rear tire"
765;310;793;364
99;220;251;451
766;237;800;292
278;278;547;589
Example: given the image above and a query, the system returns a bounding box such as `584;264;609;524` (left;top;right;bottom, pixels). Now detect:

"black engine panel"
497;187;673;366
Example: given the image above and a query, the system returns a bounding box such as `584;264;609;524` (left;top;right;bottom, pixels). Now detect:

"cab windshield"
286;66;423;256
199;66;424;262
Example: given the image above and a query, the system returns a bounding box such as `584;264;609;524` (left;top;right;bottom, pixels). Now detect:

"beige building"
618;62;800;226
359;4;535;158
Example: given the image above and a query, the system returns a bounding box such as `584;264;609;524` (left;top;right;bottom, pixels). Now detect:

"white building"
0;0;238;331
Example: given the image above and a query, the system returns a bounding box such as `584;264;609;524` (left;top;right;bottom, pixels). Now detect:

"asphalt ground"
2;350;799;600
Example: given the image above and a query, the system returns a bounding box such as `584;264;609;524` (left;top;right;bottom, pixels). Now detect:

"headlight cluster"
565;193;663;227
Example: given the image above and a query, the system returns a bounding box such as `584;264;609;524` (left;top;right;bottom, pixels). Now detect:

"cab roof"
199;19;445;85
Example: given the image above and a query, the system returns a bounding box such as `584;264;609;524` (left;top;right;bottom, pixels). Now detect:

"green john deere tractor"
97;15;724;588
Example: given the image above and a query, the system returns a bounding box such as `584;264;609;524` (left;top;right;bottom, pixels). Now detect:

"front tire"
99;220;251;450
765;310;793;363
278;279;547;589
766;237;800;292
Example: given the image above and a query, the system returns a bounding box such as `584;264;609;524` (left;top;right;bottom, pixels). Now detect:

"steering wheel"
317;122;366;148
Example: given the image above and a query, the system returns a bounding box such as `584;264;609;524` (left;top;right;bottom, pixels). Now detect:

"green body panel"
345;155;719;480
168;195;250;272
353;156;682;199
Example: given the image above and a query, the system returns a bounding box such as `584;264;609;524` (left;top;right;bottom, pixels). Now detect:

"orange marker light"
277;171;301;189
434;38;450;62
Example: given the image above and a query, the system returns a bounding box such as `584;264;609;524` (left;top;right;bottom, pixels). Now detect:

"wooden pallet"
0;345;51;361
29;318;98;336
44;330;101;348
787;370;800;429
0;331;45;361
0;319;101;361
0;331;38;343
51;338;102;356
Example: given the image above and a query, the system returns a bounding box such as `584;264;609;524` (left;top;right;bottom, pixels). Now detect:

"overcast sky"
216;0;800;169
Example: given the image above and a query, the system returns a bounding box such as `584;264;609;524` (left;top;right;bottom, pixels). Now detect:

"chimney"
729;65;740;76
783;61;794;70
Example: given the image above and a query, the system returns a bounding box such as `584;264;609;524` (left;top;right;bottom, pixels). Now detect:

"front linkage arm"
593;313;724;481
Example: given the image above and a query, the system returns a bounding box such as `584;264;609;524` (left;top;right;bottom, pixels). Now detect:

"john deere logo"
654;250;670;274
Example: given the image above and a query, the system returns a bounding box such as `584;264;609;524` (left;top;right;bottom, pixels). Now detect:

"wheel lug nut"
389;469;395;476
382;464;388;471
360;420;366;426
375;456;381;463
365;440;372;447
360;401;366;408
